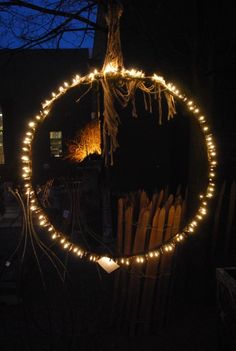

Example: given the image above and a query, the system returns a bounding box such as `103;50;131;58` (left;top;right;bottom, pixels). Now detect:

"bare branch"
0;0;105;31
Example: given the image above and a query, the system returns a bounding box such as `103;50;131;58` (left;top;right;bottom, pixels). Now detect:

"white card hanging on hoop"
97;257;120;273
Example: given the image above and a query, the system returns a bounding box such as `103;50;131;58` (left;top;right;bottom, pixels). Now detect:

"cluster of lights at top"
21;66;216;269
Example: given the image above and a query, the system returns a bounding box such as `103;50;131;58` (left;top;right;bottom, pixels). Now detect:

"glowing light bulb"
103;63;118;74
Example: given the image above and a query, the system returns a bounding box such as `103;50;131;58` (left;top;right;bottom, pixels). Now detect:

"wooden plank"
163;205;175;242
116;200;145;332
157;189;164;208
150;192;159;222
127;208;151;335
172;204;182;236
153;205;175;329
165;194;174;214
133;207;148;252
111;197;124;329
140;190;149;211
138;206;166;333
124;205;134;255
113;198;134;331
165;204;182;325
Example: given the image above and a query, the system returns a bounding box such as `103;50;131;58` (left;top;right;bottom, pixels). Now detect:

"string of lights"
21;66;216;271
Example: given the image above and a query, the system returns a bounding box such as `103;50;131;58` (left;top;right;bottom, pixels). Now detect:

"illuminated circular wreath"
21;68;216;269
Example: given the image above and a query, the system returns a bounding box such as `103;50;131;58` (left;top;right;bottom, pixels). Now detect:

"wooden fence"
112;181;236;335
112;188;186;335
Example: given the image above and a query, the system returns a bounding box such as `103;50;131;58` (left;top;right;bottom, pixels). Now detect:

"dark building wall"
120;1;236;180
94;1;236;179
0;49;90;181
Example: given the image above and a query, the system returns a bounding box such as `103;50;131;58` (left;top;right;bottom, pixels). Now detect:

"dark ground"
0;225;233;351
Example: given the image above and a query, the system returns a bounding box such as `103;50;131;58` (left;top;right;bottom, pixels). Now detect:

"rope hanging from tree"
101;1;176;165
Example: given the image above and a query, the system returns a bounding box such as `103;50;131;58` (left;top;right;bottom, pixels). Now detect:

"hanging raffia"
102;1;124;72
101;1;124;165
101;1;176;165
